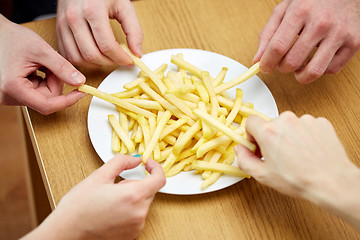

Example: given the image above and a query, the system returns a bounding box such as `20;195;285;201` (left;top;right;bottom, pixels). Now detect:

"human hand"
38;155;165;240
0;15;86;115
254;0;360;83
235;112;360;230
235;112;357;200
56;0;143;68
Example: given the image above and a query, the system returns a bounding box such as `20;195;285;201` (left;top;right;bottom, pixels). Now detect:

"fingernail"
71;71;85;84
79;92;87;98
253;52;260;64
234;145;241;154
137;44;142;57
132;154;141;157
260;64;271;74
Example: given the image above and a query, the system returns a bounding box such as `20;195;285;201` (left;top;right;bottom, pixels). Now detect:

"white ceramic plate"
87;48;278;195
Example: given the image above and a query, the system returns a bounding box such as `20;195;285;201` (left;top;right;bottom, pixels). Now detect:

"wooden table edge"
21;106;57;210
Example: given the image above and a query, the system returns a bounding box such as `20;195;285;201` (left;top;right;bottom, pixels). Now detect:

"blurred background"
0;0;56;23
0;106;33;239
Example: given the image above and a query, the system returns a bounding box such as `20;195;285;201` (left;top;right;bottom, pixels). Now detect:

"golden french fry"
142;111;172;163
214;62;260;94
193;109;256;152
216;95;270;121
112;87;143;99
162;151;179;172
139;63;168;78
192;76;210;103
225;88;243;126
160;118;188;140
198;102;212;140
165;155;196;177
196;135;231;158
120;44;167;94
111;130;121;152
193;160;251;178
201;151;223;180
164;93;197;120
201;147;236;189
79;85;155;118
108;114;135;153
119;112;129;154
213;67;228;87
123;77;146;90
172;120;202;155
171;54;203;78
201;71;219;118
139;81;194;124
137;115;151;149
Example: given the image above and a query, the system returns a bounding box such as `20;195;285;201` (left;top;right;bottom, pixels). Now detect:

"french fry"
196;135;231;158
162;151;179;172
125;64;167;90
112;87;143;98
201;71;219;118
171;54;203;78
139;81;194;124
213;67;228;87
164;93;197;120
225;89;243;126
79;85;155;118
193;109;256;152
108;114;135;153
123;98;163;111
172;120;202;155
193;160;251;178
217;95;270;121
198;102;212;140
120;44;167;94
192;76;209;103
160;118;188;140
165;155;196;177
139;63;167;78
214;62;260;94
137;115;151;149
142;111;172;163
111;130;121;152
201;146;238;189
119;112;129;154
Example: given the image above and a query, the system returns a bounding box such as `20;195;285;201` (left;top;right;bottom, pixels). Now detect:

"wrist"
304;163;360;229
21;208;91;240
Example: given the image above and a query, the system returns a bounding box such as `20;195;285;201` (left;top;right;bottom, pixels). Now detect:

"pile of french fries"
79;45;270;189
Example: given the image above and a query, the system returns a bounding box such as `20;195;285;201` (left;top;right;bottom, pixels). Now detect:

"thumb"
39;45;86;86
93;154;142;182
234;145;264;178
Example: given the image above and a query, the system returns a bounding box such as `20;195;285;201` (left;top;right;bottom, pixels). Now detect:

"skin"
254;0;360;83
0;14;86;115
56;0;143;68
235;112;360;231
21;155;166;240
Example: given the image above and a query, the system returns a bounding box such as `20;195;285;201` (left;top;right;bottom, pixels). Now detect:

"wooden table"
22;0;360;239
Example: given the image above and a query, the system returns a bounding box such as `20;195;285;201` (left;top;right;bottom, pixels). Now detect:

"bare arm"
21;155;165;240
235;112;360;230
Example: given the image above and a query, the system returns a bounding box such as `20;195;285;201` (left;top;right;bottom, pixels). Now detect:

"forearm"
305;164;360;231
20;209;88;240
0;13;10;26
